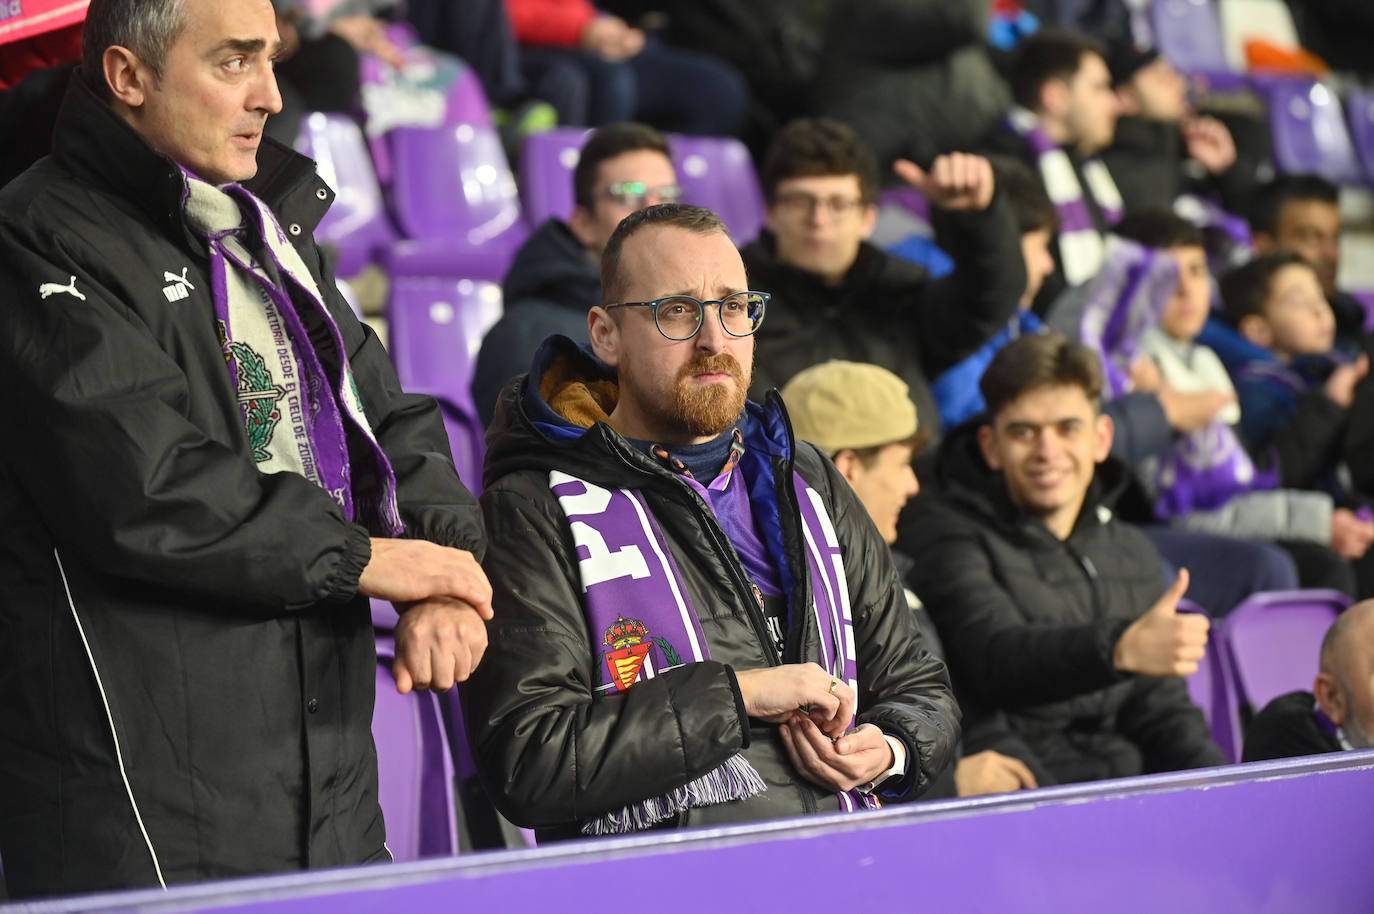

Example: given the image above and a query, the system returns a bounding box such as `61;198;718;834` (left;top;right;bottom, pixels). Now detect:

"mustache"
676;353;744;383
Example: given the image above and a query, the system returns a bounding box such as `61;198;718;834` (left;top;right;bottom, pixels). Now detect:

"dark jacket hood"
500;218;601;311
484;334;795;491
929;413;1135;541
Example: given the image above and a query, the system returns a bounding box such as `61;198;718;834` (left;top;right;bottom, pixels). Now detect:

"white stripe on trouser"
54;549;167;890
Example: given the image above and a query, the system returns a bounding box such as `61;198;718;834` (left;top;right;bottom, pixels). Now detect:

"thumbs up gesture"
1112;569;1210;677
893;153;996;212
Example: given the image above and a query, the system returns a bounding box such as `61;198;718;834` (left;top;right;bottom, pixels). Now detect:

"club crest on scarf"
218;321;286;462
600;615;683;692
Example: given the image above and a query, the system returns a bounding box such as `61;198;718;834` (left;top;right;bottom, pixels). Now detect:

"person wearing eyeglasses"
473;122;681;426
741;117;1024;447
463;203;958;841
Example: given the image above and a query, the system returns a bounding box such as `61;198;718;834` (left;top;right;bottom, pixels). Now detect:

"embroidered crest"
599;615;682;692
222;332;286;461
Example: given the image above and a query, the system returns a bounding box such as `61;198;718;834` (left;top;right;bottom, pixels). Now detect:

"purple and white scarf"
550;467;872;836
1006;106;1124;286
182;173;403;536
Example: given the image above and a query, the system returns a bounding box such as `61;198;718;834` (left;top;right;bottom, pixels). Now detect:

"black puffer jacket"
741;195;1024;442
901;420;1224;785
472;218;600;426
0;78;484;898
463;337;958;839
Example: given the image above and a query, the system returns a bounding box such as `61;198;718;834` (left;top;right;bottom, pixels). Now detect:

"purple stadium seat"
670;133;767;245
1179;599;1244;761
372;597;400;631
519;127;592;227
294;112;399;277
1346;89;1374;182
1150;0;1232;75
373;636;459;861
387;276;503;491
1260;79;1364;184
1223;589;1350;713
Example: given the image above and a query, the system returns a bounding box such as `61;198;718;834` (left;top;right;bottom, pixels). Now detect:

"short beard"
657;352;748;439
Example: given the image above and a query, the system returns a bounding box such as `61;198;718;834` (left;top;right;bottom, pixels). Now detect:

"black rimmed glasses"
599;181;685;209
604;291;770;341
771;191;866;218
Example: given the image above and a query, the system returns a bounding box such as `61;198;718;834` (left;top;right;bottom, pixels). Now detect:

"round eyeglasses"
603;291;770;341
599;182;685;209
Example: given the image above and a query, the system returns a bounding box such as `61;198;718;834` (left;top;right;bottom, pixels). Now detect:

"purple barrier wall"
8;753;1374;914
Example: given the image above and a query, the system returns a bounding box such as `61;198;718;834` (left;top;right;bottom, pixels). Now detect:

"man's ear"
977;424;1002;471
569;205;598;250
588;306;620;366
104;45;149;109
1251;231;1276;256
1094;412;1114;463
1314;671;1347;726
833;449;862;485
1238;314;1274;348
1039;78;1068;121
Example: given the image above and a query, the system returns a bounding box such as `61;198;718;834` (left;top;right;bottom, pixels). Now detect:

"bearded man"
462;203;958;840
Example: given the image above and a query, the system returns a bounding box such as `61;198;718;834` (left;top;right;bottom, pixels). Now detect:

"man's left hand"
1182;116;1236;175
391;597;489;693
778;717;893;792
893;153;996;212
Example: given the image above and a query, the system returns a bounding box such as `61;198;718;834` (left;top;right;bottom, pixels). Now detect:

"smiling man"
465;203;957;840
904;333;1224;786
0;0;492;898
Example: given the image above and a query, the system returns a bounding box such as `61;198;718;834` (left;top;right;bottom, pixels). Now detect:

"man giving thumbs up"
904;333;1227;787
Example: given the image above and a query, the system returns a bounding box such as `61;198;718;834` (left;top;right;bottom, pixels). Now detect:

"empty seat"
387;276;504;491
1260;79;1363;184
294;112;399;278
1224;589;1350;713
1151;0;1231;75
373;636;459;861
519;128;593;227
670;133;767;245
1345;89;1374;182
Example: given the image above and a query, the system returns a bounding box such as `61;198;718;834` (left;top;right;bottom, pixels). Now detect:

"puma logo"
163;267;196;302
38;276;86;301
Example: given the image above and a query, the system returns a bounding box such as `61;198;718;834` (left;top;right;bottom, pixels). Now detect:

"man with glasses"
473;122;682;425
743;117;1024;445
464;203;958;840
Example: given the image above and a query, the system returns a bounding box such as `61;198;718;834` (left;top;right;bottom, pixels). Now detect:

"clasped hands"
735;663;894;792
358;538;494;694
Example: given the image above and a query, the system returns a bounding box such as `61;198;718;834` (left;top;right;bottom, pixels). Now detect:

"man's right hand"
954;750;1038;797
1113;569;1209;676
358;538;493;619
1155;385;1235;433
735;663;856;738
1330;508;1374;560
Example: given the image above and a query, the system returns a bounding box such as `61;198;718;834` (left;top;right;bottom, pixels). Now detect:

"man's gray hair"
81;0;190;98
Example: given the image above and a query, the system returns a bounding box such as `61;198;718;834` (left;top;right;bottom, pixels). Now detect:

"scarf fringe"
580;753;767;836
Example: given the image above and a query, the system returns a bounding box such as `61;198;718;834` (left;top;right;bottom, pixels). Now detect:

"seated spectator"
983;29;1122;304
784;360;1039;799
931;156;1058;429
464;204;958;840
1109;212;1370;596
743;117;1025;443
1221;253;1367;476
504;0;747;136
1247;175;1365;358
1244;600;1374;761
905;332;1226;785
1101;45;1259;217
472;123;678;425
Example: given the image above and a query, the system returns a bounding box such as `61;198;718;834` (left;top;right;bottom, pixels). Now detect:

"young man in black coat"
903;333;1225;785
742;117;1024;444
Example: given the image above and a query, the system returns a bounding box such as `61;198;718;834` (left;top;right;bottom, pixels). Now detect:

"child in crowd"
1101;212;1373;594
1220;253;1368;463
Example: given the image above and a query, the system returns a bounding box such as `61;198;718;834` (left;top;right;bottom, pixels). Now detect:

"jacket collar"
52;72;332;245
